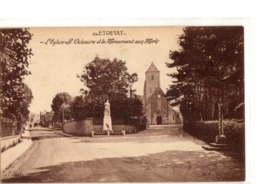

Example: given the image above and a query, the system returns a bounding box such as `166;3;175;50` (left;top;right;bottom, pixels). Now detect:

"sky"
24;27;184;114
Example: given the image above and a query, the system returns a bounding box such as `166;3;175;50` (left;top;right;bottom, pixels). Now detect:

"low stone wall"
1;135;21;152
93;125;137;134
63;118;138;136
63;118;93;136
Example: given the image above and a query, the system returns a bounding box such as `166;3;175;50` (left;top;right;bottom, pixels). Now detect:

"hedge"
93;116;147;132
184;120;245;152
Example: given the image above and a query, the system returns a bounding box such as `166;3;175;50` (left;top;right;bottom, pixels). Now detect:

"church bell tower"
144;62;160;105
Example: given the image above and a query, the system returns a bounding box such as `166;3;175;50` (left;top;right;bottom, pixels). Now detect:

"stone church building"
143;63;181;125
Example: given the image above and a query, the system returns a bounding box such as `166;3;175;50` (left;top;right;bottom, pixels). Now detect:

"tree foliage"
70;95;143;122
110;97;143;119
70;56;142;121
51;92;73;121
0;29;33;130
14;84;33;123
78;56;138;105
69;95;93;121
166;26;244;121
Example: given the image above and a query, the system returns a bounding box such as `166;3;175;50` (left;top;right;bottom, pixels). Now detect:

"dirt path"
1;125;245;182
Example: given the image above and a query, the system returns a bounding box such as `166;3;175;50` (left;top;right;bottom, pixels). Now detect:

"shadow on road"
29;127;68;141
2;150;245;183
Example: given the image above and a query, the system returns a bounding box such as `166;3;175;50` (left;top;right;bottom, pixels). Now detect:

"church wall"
143;63;182;125
146;94;181;125
146;103;152;125
148;95;173;124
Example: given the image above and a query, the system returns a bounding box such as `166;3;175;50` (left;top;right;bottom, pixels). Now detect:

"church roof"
146;87;166;103
146;62;160;72
145;87;177;113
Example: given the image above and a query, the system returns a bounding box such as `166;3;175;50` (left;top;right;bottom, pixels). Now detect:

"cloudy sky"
24;27;184;113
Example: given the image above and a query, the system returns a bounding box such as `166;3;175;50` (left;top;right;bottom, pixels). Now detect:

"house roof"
146;62;160;72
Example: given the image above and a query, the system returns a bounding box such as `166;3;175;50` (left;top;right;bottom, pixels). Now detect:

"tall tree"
74;56;141;119
0;28;33;132
166;26;244;121
79;56;138;104
51;92;72;121
14;84;33;130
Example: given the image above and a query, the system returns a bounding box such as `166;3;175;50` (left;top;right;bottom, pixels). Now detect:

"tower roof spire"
146;62;159;72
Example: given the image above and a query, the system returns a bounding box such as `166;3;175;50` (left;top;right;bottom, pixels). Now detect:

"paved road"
1;125;245;182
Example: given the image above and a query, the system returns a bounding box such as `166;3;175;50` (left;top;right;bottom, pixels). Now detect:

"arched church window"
152;75;154;80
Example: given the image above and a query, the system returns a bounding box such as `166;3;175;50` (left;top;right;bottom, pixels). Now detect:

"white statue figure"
103;100;113;132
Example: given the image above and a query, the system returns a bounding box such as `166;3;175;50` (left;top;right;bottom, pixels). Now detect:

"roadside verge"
1;130;33;172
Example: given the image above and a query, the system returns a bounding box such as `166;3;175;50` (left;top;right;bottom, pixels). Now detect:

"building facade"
143;63;181;125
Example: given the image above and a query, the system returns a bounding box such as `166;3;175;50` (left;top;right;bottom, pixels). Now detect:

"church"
143;63;181;125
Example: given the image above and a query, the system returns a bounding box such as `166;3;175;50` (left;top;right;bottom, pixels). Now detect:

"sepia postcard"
0;23;246;183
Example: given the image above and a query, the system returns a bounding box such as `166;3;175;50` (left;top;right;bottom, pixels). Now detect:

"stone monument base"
215;134;227;144
202;134;230;151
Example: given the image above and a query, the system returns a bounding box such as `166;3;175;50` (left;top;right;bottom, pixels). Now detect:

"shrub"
184;120;245;152
70;95;146;132
223;121;245;151
110;98;143;119
70;96;93;121
71;96;143;121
